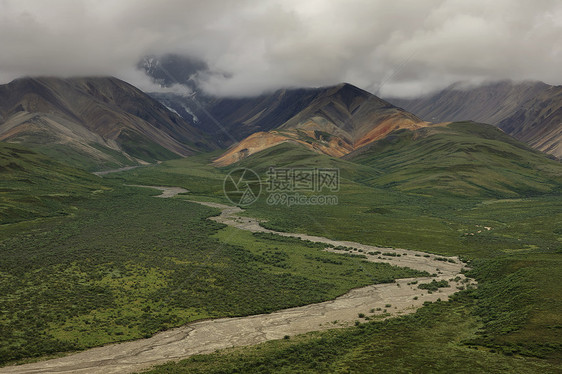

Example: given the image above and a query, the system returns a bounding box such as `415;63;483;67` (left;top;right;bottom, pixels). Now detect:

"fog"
1;0;560;97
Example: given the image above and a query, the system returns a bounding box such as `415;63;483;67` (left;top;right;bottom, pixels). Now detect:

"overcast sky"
0;0;560;97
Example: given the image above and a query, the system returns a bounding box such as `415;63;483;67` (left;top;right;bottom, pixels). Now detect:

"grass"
465;253;562;359
214;228;426;291
226;124;562;256
244;181;562;257
418;279;450;291
0;142;109;224
107;140;562;256
0;184;424;365
117;129;181;163
103;130;562;365
34;142;139;172
104;151;225;198
141;252;562;373
349;122;562;198
118;123;560;372
100;140;561;371
2;119;561;371
143;294;560;374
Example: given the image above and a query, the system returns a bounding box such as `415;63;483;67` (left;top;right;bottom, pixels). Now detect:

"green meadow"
0;179;423;364
1;121;561;371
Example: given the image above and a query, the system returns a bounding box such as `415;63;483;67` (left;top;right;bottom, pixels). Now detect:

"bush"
418;280;450;292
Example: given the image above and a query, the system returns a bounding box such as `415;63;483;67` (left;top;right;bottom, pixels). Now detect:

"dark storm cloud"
0;0;560;97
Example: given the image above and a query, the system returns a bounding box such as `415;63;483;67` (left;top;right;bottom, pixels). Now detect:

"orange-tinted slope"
213;83;439;166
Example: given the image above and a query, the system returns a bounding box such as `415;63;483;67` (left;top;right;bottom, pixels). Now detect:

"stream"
0;186;473;374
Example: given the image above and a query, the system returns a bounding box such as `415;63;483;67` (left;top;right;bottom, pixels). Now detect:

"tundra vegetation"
1;126;561;372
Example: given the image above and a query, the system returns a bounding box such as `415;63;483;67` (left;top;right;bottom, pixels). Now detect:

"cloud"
0;0;561;97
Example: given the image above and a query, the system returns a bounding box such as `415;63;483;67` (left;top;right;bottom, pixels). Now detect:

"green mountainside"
0;142;107;224
0;77;217;171
347;121;562;197
1;82;560;372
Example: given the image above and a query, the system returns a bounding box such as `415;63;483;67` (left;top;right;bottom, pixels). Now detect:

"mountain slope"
233;141;379;182
150;86;326;145
0;142;107;224
277;83;427;147
346;121;562;197
207;83;433;166
387;81;562;158
0;77;216;170
497;85;562;158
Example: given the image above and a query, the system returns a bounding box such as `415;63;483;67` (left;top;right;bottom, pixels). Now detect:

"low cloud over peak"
1;0;561;97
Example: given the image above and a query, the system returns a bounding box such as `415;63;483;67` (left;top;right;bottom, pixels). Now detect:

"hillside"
216;120;562;199
151;86;333;144
0;142;107;224
0;77;217;170
387;81;562;158
233;141;378;183
209;83;433;166
497;86;562;158
346;122;562;197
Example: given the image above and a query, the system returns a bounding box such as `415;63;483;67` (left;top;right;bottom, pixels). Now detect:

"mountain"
214;83;433;166
387;81;562;158
0;77;216;170
346;121;562;197
149;86;328;145
0;142;106;223
222;120;562;198
152;83;432;166
497;86;562;159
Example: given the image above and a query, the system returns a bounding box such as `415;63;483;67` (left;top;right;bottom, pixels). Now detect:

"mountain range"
0;77;216;170
2;61;561;372
0;73;560;199
387;80;562;158
212;83;434;166
152;83;436;166
141;54;561;163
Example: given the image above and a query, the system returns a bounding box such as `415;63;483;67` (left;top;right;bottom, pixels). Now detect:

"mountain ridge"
151;82;433;166
346;121;562;197
387;80;562;158
0;76;217;170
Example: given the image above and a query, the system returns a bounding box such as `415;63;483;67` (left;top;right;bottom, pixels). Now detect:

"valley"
2;3;561;373
0;185;471;374
1;78;561;373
